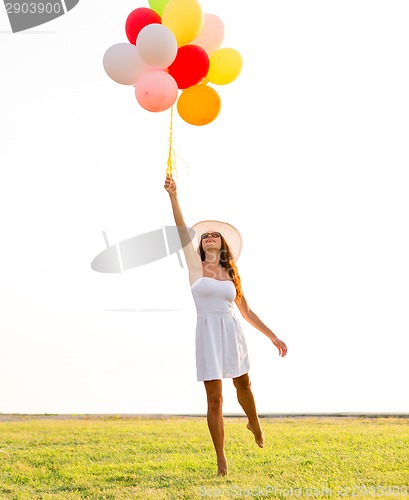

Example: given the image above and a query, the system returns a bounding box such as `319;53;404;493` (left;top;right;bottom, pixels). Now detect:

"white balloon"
136;24;178;69
103;43;148;85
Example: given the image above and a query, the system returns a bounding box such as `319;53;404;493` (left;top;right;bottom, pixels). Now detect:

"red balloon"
168;45;210;90
125;8;161;45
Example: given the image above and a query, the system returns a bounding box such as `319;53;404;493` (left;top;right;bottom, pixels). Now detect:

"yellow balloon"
177;85;221;126
162;0;203;46
207;48;243;85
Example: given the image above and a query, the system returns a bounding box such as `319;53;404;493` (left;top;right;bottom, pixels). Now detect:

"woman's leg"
203;379;228;475
232;373;264;447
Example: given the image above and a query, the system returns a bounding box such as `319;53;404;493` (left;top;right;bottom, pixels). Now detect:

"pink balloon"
134;70;178;112
190;13;224;56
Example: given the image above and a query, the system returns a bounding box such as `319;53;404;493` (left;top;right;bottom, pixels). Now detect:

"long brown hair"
198;234;243;302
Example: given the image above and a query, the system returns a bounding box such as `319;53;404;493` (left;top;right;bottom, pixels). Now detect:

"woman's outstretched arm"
235;294;288;357
164;175;202;280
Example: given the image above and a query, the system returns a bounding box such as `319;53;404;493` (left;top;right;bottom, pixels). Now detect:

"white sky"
1;0;408;414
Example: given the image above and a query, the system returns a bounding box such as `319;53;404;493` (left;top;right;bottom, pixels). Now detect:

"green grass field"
0;416;408;499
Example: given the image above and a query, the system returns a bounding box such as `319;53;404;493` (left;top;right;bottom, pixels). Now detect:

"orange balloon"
177;85;221;125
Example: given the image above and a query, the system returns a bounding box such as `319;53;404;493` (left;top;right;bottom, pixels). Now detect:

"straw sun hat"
191;220;243;262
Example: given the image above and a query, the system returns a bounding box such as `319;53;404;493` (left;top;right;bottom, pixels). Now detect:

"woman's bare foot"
217;456;228;476
246;421;264;448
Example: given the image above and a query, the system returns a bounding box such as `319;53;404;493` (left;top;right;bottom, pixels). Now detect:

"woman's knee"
204;381;223;411
233;373;251;390
207;392;223;411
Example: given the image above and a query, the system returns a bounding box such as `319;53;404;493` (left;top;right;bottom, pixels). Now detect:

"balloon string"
166;106;176;177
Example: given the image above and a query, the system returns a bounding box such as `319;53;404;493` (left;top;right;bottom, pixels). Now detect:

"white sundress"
191;277;250;382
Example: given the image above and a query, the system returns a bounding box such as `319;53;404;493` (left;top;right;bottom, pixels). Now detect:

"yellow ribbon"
166;106;176;177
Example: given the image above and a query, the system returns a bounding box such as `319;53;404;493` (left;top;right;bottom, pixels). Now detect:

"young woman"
164;175;288;476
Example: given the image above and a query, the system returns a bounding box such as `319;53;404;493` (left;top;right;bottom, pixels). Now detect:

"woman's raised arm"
164;175;202;281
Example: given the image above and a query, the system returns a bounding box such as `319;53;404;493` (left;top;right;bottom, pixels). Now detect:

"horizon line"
1;412;409;421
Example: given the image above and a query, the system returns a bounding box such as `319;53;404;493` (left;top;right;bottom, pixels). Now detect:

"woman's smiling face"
201;231;222;251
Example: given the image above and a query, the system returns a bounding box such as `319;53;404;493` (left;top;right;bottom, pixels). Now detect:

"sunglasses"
201;232;221;240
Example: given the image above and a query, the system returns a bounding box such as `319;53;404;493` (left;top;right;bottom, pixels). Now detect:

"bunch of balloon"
102;0;243;127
